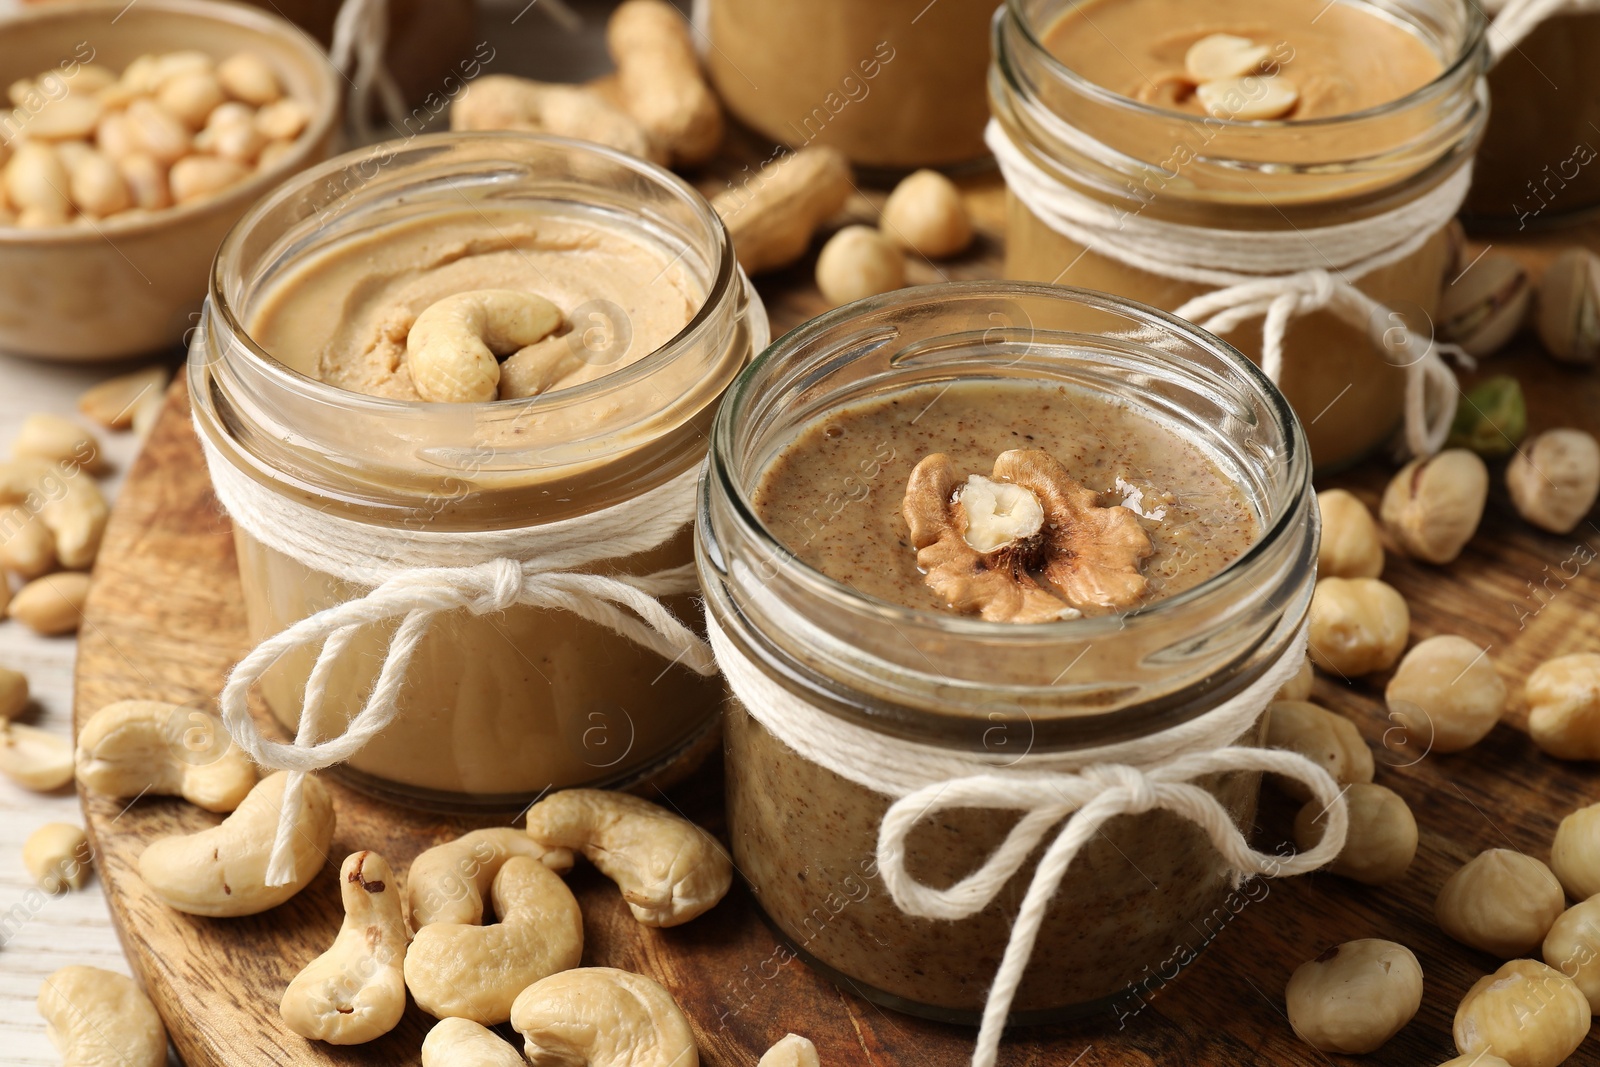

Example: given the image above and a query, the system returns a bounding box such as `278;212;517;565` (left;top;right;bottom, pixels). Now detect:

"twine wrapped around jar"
987;112;1474;458
706;609;1348;1067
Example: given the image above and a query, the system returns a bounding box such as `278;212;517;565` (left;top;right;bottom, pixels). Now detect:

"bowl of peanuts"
0;0;339;360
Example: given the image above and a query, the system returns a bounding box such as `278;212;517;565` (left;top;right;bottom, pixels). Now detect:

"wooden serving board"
74;162;1600;1066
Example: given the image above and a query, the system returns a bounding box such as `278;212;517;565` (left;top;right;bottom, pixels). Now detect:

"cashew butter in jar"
702;0;999;170
698;283;1318;1020
190;133;766;808
994;0;1488;469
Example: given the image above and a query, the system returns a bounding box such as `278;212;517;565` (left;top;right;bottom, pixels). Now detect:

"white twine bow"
706;608;1345;1067
329;0;407;145
199;431;716;886
987;116;1473;457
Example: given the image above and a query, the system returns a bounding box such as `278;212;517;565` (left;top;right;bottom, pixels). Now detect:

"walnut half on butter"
902;450;1154;623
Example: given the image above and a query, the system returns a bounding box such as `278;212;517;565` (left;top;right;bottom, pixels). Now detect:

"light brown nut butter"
1380;448;1489;564
1293;782;1416;885
1507;429;1600;535
1316;488;1384;579
524;789;733;927
1385;635;1506;753
1436;849;1566;958
38;965;167;1067
76;699;257;812
1284;939;1423;1054
902;450;1154;623
881;169;974;259
1525;652;1600;761
281;851;408;1044
1454;959;1590;1067
1536;249;1600;365
511;967;698;1067
1552;801;1600;901
23;821;92;893
1307;577;1409;676
711;146;853;275
815;225;905;306
1438;252;1532;358
1264;700;1373;801
1543;896;1600;1012
10;572;91;636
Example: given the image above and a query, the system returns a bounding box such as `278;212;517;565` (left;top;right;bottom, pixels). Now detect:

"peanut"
117;154;172;212
217;51;282;106
65;147;131;218
79;367;169;429
607;0;724;165
712;146;854;274
0;666;28;720
451;75;660;164
10;572;91;635
0;506;58;581
157;70;224;129
5;141;71;221
125;98;192;165
168;155;248;204
254;98;310;141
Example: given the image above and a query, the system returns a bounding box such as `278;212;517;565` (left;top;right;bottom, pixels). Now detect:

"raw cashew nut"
281;851;408;1044
407;826;574;927
404;855;583;1024
10;572;91;635
0;721;74;790
41;469;109;570
79;366;169;430
511;967;697;1067
523;789;733;927
712;146;853;275
760;1034;820;1067
423;1018;527;1067
608;0;724;165
24;821;92;893
406;289;564;403
38;966;167;1067
137;770;335;916
76;700;257;812
0;505;57;580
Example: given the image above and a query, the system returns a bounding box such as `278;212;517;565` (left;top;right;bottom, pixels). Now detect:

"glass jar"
993;0;1487;471
189;133;765;809
702;0;998;171
698;282;1316;1019
1465;11;1600;227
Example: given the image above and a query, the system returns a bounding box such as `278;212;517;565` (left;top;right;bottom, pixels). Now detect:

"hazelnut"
1525;652;1600;761
1535;248;1600;365
1437;1057;1514;1067
1447;374;1527;459
1438;252;1532;357
1276;655;1314;702
1436;849;1566;958
901;450;1153;622
1284;939;1422;1054
881;169;973;259
1385;635;1505;753
1293;782;1417;885
1380;449;1489;564
1551;801;1600;901
1264;700;1373;801
815;225;905;307
1307;577;1409;676
1507;429;1600;535
1454;959;1590;1067
1543;897;1600;1012
1316;489;1384;579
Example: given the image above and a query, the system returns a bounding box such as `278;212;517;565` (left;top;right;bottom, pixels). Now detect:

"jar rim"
999;0;1488;133
708;280;1308;640
206;130;739;420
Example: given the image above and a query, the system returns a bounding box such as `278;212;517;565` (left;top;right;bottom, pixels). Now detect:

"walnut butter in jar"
190;133;766;808
993;0;1488;469
698;283;1340;1045
702;0;998;170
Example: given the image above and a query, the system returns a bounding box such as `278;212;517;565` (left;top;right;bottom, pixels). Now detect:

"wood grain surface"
73;157;1600;1066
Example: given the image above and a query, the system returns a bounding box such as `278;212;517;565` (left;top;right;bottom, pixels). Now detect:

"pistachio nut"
1379;449;1488;564
1447;375;1527;459
1536;248;1600;365
1438;253;1531;358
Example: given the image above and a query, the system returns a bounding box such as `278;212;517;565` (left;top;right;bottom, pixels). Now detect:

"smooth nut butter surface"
728;378;1268;1013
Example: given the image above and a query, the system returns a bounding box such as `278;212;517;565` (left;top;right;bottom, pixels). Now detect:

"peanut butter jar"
701;0;998;170
697;283;1318;1020
993;0;1488;470
189;133;766;809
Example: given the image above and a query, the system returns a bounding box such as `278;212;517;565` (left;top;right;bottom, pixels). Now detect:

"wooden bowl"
0;0;339;361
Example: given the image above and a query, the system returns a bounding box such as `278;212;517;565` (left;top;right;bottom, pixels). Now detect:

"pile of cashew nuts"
45;698;805;1067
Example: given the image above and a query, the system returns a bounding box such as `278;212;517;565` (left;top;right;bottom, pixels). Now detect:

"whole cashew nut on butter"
137;770;335;916
37;965;168;1067
524;788;733;927
76;700;257;812
423;1018;527;1067
512;967;697;1067
280;851;408;1044
405;289;564;403
407;826;574;927
404;855;583;1024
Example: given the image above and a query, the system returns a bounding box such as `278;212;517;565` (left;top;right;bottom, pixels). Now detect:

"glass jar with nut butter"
698;282;1317;1019
702;0;1000;171
189;133;766;809
993;0;1488;470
